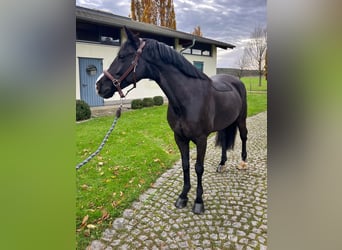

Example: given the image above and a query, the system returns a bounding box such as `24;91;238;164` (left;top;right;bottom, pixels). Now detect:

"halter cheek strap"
103;39;146;98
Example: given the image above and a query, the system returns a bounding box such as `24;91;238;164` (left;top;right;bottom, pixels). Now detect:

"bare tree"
245;26;267;86
264;48;268;81
236;48;249;79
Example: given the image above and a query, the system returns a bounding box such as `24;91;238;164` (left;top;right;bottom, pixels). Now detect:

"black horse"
96;27;248;214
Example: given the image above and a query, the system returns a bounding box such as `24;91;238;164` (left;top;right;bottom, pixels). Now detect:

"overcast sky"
76;0;266;68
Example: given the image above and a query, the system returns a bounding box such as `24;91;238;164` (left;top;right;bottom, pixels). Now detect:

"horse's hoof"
216;164;225;173
175;197;188;208
192;203;205;214
236;161;247;170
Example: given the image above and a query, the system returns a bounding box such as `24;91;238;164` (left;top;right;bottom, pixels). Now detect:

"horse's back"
210;74;246;99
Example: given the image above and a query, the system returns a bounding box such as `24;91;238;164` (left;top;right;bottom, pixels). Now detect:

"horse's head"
96;27;149;98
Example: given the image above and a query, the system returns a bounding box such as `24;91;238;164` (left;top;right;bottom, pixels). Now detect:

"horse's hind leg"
174;134;191;209
237;118;248;170
217;137;227;172
216;129;227;172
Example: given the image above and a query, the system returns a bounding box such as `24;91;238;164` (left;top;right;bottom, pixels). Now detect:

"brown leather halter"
103;38;146;98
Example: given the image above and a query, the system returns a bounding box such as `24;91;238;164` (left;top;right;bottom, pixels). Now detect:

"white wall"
76;42;119;100
76;41;218;104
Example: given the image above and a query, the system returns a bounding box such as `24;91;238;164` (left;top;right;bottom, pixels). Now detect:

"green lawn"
247;92;267;116
241;76;268;92
76;93;266;249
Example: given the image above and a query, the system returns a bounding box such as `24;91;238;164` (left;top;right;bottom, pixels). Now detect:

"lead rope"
75;100;123;171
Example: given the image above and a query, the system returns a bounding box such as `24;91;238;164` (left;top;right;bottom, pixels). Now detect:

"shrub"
153;96;164;106
76;100;91;121
142;98;154;107
131;99;143;109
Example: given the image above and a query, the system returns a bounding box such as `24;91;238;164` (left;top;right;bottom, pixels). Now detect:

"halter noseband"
103;39;146;98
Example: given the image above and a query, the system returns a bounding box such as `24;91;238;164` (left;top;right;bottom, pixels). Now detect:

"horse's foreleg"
193;136;207;214
174;134;190;209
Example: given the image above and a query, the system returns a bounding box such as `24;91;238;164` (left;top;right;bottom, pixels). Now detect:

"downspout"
180;37;196;54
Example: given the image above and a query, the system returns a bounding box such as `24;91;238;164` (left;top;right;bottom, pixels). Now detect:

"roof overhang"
76;6;235;50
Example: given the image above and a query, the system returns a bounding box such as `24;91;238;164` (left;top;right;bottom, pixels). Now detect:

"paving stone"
260;243;267;250
86;112;268;250
228;234;238;242
122;209;134;219
249;240;259;248
112;218;126;230
109;239;121;247
88;240;105;250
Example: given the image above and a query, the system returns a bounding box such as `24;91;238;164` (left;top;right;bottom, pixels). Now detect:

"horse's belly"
211;94;242;131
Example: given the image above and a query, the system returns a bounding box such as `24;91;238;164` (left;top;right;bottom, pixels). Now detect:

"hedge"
153;96;164;106
76;100;91;121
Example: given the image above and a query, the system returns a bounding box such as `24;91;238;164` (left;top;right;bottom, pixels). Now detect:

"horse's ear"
124;26;139;49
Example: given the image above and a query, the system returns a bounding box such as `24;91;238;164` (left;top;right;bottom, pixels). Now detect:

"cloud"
76;0;104;9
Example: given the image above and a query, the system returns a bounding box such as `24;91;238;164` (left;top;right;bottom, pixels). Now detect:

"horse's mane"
145;39;210;80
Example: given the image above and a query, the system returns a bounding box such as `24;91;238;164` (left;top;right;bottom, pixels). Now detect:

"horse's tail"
215;121;238;150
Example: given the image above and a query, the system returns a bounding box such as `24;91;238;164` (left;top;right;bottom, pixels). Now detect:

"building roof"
76;6;235;50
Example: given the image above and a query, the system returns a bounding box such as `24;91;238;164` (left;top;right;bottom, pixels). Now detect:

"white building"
76;6;235;106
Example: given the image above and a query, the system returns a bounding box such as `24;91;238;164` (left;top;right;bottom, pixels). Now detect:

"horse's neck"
152;64;208;114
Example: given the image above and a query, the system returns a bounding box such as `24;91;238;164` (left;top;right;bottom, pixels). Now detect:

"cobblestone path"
88;112;267;250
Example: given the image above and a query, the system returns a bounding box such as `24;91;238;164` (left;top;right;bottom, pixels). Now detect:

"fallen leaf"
111;201;118;207
81;184;88;190
98;162;104;166
87;224;97;229
120;191;124;197
100;208;110;221
81;215;89;226
77;214;89;231
84;229;90;237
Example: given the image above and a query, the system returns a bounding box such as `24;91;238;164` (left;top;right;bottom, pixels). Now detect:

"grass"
76;106;179;249
247;93;267;117
76;91;267;249
241;76;267;92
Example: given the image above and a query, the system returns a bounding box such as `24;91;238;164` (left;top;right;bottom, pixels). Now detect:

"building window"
76;21;121;45
180;40;212;57
86;65;98;76
193;61;204;72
